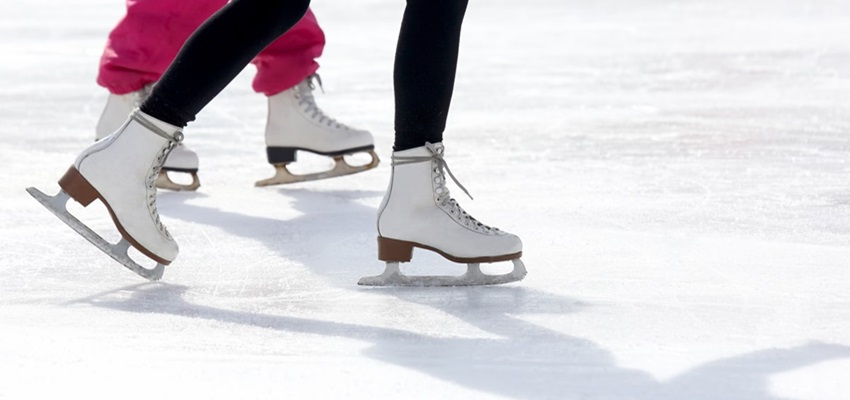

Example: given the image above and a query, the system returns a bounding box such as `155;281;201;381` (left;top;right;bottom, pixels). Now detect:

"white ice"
2;0;850;399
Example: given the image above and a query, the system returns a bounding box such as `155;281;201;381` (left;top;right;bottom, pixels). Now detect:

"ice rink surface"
2;0;850;398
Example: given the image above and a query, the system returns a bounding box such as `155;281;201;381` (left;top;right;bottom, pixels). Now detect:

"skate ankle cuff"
133;110;184;143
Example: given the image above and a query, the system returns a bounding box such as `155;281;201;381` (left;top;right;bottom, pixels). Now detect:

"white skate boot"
359;142;526;286
27;110;183;280
96;86;200;191
255;74;379;186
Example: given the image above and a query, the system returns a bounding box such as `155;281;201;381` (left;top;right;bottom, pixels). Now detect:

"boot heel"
58;167;99;206
378;237;414;262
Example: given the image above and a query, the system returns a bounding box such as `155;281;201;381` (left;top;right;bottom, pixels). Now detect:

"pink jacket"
98;0;325;96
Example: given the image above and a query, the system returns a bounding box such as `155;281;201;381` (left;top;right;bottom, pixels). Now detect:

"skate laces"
393;143;500;233
295;74;351;130
132;111;183;238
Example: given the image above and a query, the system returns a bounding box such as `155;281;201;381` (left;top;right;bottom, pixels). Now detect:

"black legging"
140;0;468;152
393;0;468;151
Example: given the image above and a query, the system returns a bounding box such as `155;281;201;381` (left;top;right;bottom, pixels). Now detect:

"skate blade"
358;259;527;287
255;150;380;187
25;186;165;281
155;170;200;191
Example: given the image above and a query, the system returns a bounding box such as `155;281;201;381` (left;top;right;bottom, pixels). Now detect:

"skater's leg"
251;8;324;96
95;0;230;191
369;0;525;286
252;9;378;186
29;0;312;276
97;0;227;95
141;0;312;127
393;0;468;151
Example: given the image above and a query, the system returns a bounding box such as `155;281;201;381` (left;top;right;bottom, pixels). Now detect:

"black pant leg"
393;0;470;151
141;0;311;127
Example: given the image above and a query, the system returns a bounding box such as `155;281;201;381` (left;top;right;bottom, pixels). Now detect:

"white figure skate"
359;142;526;287
27;110;183;280
255;74;379;186
96;86;200;191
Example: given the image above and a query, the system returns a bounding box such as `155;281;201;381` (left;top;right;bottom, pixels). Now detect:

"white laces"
294;74;352;129
132;111;183;238
393;142;501;234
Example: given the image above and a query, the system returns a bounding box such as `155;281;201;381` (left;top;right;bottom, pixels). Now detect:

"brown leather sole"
378;236;522;264
59;166;172;265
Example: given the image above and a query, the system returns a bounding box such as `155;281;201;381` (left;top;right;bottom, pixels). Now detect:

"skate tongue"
392;142;473;201
307;73;325;94
297;75;352;129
